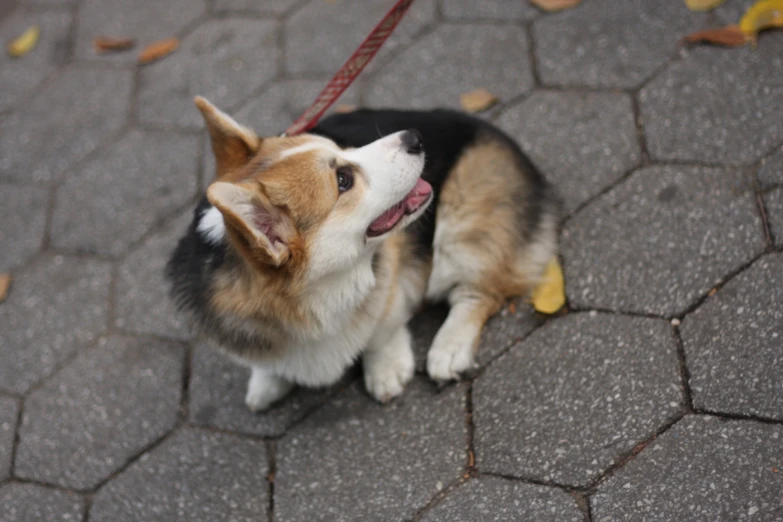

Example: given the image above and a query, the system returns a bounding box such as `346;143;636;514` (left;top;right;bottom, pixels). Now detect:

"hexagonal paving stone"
0;67;132;184
533;0;707;89
0;255;111;395
497;91;641;213
714;0;755;25
214;0;303;15
137;19;279;130
0;396;19;481
766;188;783;248
115;210;193;340
15;335;184;490
366;24;533;110
640;34;783;164
90;428;268;522
562;166;765;317
681;254;783;420
74;0;207;63
474;313;682;487
189;342;343;438
758;146;783;190
0;184;47;271
0;8;72;112
0;483;84;522
275;379;466;522
592;416;783;521
51;130;199;258
410;299;541;372
441;0;537;21
420;476;581;522
284;0;436;75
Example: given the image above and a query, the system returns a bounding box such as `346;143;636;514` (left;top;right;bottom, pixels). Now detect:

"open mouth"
367;178;433;237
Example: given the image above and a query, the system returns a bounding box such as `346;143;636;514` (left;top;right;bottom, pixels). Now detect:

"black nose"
401;129;423;155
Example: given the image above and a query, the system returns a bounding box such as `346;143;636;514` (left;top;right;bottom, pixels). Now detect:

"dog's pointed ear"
195;96;260;179
207;181;295;267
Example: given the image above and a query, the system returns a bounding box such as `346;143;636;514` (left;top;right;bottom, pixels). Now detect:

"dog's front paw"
427;336;477;383
363;330;415;403
245;369;294;412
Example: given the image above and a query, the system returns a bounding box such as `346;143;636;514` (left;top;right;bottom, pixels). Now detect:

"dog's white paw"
364;330;415;403
245;369;293;412
427;337;477;383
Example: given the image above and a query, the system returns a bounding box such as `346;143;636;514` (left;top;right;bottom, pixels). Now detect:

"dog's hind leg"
245;366;294;412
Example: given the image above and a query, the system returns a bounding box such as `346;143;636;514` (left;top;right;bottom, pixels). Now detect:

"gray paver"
0;67;132;184
0;9;72;112
410;299;540;371
562;166;764;316
275;379;466;522
474;313;682;487
284;0;436;75
533;0;706;89
137;19;278;130
758;147;783;189
366;24;533;110
0;483;84;522
214;0;304;15
498;90;641;213
0;255;111;395
115;211;193;340
714;0;755;25
682;254;782;419
441;0;537;21
0;184;47;271
592;416;783;522
0;396;19;482
766;187;783;248
420;476;581;522
50;130;199;258
74;0;207;63
189;342;340;437
640;34;783;164
90;428;268;522
15;335;184;490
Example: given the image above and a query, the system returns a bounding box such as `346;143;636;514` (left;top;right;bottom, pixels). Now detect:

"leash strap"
283;0;415;136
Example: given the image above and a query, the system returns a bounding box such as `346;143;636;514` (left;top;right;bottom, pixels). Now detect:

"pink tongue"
368;178;433;236
368;205;405;234
404;178;433;212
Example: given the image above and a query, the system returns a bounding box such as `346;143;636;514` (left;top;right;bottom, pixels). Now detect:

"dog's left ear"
195;96;260;180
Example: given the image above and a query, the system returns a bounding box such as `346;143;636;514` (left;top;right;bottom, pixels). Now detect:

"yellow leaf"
684;0;725;11
459;88;498;113
740;0;783;44
529;0;582;12
7;25;39;58
531;259;565;314
0;273;11;303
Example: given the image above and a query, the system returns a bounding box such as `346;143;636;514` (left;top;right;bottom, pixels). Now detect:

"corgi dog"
167;97;560;411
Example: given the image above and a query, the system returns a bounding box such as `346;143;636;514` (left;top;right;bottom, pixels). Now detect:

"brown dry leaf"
507;301;517;315
682;25;748;47
94;36;135;53
0;273;11;303
531;258;565;314
333;104;357;114
529;0;582;12
684;0;725;11
740;0;783;44
7;25;39;58
459;88;498;113
138;37;179;65
707;287;718;297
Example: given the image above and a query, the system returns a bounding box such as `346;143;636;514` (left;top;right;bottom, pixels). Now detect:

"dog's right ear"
195;96;260;180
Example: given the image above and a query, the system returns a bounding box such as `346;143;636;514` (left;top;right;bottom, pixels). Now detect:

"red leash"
284;0;415;136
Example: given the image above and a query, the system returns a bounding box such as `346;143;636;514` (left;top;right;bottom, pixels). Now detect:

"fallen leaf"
137;37;179;65
773;467;779;473
682;25;748;46
0;273;11;302
531;258;565;314
333;104;357;114
740;0;783;44
707;287;718;297
467;450;475;468
684;0;725;11
507;301;517;315
7;25;39;57
459;88;498;113
94;36;135;53
529;0;582;12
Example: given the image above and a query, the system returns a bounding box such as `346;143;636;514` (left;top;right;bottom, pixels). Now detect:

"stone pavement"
0;0;781;520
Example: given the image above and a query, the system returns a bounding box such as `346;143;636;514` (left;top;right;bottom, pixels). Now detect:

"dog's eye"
336;166;354;193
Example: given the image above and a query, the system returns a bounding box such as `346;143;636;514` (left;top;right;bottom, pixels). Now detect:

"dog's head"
195;97;432;281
